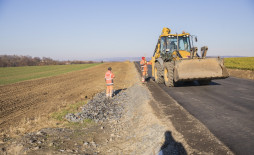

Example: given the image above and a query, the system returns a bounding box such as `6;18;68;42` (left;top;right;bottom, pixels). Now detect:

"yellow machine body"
151;27;229;85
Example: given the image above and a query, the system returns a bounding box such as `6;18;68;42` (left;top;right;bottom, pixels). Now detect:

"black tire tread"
164;62;175;87
155;62;164;84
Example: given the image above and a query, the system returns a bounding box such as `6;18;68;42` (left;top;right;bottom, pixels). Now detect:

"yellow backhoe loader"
151;27;229;86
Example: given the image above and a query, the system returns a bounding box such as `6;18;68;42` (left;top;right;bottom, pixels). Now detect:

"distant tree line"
0;55;95;67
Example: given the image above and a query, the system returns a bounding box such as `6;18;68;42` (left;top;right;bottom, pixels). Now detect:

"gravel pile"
66;90;129;123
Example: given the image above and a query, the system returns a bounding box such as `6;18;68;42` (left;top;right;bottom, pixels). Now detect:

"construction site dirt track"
0;62;137;135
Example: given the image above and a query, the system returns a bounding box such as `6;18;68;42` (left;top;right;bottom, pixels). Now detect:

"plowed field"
0;62;138;135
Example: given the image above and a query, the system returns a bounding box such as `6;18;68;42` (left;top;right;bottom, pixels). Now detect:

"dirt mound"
227;68;254;80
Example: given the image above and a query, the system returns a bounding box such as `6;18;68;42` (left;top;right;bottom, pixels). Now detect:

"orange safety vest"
105;70;115;85
140;60;148;72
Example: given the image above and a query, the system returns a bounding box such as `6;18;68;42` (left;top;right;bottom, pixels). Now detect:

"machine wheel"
164;62;175;87
154;62;164;84
198;79;211;85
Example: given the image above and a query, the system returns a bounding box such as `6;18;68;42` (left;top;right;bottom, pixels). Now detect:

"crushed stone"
65;90;129;123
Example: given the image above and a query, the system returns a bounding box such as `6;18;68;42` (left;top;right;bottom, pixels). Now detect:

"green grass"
51;101;87;121
0;63;100;85
51;100;93;128
224;57;254;70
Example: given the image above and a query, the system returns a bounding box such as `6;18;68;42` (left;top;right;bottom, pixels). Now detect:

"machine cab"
160;33;192;59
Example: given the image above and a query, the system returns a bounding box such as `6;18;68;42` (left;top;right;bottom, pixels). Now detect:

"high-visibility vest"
105;70;115;85
140;60;147;71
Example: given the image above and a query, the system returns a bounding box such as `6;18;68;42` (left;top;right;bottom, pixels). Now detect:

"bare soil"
0;62;137;136
227;68;254;80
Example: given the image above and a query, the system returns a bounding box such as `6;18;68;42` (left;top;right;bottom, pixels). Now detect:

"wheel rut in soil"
0;62;137;135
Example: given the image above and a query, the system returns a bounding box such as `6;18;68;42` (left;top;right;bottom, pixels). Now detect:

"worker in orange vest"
140;57;151;83
105;67;115;98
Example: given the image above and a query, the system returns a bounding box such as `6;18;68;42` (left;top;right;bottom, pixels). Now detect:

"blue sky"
0;0;253;60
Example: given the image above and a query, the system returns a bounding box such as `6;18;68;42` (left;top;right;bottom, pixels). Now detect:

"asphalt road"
136;62;254;155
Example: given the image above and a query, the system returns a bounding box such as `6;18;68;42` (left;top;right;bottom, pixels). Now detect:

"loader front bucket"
173;58;229;82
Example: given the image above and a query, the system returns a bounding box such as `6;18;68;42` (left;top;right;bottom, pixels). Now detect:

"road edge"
134;62;234;154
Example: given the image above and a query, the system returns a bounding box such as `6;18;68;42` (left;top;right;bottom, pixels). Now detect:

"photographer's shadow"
159;131;187;155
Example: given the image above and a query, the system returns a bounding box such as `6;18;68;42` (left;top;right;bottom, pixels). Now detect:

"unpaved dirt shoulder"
97;83;175;155
227;68;254;80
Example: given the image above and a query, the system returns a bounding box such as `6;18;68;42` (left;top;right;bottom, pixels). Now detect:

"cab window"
160;37;167;54
178;36;190;51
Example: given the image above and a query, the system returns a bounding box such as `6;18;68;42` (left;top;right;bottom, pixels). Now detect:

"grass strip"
51;100;92;128
224;57;254;70
51;101;86;121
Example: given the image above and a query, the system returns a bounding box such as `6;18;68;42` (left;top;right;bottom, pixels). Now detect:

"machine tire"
198;79;211;85
164;62;175;87
154;62;164;84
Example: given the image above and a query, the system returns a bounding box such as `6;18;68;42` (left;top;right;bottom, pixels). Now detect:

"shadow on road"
173;81;221;87
159;131;187;155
